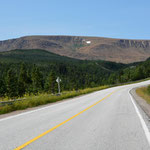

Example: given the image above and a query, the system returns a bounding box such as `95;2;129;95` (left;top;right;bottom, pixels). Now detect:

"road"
0;81;150;150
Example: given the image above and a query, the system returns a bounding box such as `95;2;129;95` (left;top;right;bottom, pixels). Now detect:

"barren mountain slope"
0;36;150;63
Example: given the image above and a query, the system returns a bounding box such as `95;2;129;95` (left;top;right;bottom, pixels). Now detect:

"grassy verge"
136;86;150;104
0;85;109;115
1;77;150;115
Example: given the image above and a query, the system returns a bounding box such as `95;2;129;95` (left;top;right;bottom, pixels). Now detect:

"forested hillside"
108;59;150;84
0;49;126;98
0;49;149;99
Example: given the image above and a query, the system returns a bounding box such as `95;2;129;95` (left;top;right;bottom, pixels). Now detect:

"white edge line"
0;104;59;122
0;95;81;122
0;88;109;122
129;89;150;146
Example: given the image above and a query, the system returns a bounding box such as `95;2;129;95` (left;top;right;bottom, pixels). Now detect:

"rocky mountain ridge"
0;35;150;63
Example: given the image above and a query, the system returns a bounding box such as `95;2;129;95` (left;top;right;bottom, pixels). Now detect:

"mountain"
0;35;150;63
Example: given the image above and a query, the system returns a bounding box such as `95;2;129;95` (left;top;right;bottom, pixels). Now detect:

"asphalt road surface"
1;80;150;150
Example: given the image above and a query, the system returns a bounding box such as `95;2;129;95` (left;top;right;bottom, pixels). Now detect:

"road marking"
0;90;107;122
14;91;116;150
129;90;150;146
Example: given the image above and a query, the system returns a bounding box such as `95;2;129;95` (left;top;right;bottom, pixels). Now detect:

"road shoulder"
130;88;150;118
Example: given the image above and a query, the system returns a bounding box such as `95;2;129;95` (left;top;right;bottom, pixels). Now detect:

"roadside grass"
1;77;150;115
0;97;11;102
0;85;109;115
136;86;150;104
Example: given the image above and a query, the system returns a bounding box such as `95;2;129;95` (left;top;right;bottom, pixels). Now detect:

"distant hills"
0;35;150;63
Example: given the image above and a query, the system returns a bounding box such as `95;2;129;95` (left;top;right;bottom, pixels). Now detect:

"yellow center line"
14;90;117;150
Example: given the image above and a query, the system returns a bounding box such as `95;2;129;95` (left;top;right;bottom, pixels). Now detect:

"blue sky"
0;0;150;40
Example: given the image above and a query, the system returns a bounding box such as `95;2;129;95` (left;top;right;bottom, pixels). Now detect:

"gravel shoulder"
130;88;150;118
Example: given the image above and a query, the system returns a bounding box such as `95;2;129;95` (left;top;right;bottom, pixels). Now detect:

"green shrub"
147;85;150;95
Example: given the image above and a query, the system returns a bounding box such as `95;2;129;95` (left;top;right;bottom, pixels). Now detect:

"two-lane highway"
0;81;150;150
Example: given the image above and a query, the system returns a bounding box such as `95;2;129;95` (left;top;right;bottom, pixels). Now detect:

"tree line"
108;60;150;84
0;62;110;98
0;49;150;99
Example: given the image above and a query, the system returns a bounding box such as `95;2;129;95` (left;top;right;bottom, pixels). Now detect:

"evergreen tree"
0;78;6;97
134;67;145;80
18;63;28;97
26;70;33;94
45;72;56;94
6;69;18;98
31;66;43;94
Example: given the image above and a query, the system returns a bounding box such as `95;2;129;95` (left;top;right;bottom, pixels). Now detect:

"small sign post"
56;77;61;95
